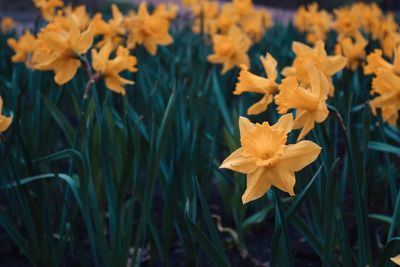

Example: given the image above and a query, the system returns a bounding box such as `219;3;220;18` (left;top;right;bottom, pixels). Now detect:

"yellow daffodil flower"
126;2;173;55
364;49;400;76
276;62;329;140
191;0;219;35
32;22;93;85
234;53;278;115
53;5;90;31
351;3;382;40
240;11;265;42
293;3;331;44
381;31;400;58
33;0;64;21
0;97;12;134
92;41;137;95
1;17;16;33
220;113;321;203
333;7;360;40
154;2;179;21
208;26;251;74
216;5;239;33
92;4;125;48
282;40;346;96
369;70;400;126
335;31;368;71
231;0;253;18
7;30;37;67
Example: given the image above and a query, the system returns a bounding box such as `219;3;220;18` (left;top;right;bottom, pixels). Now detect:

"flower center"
241;123;287;168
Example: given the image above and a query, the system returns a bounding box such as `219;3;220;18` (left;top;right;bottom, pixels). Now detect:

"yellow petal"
267;166;296;196
271;113;294;134
0;116;12;133
238;116;255;137
105;75;132;95
292;41;313;56
220;147;257;174
391;255;400;265
74;26;93;54
242;167;271;204
261;52;277;81
325;55;347;76
280;141;321;172
54;59;81;85
247;94;272;115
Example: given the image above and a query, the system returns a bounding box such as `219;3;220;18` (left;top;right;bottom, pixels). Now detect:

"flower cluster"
294;2;400;71
7;1;176;95
184;0;272;73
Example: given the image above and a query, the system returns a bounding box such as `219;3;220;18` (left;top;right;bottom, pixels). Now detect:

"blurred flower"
208;26;251;74
220;114;321;203
333;7;359;40
351;3;382;40
53;5;90;31
234;53;278;115
154;2;179;21
231;0;253;18
282;40;346;96
381;31;400;58
92;4;125;48
126;2;173;55
32;22;93;85
216;5;239;33
335;31;368;71
364;49;400;75
7;31;37;67
240;11;265;42
92;41;137;95
1;17;16;33
190;0;219;35
369;70;400;126
0;97;12;134
33;0;64;21
276;62;329;140
293;3;331;44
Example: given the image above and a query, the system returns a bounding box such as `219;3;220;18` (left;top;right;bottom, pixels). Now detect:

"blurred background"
1;0;400;12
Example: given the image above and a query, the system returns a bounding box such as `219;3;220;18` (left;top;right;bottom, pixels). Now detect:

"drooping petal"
267;166;296;196
54;59;81;85
280;141;321;172
0;116;12;132
247;94;272;115
242;167;271;204
74;26;93;54
220;147;257;174
324;55;347;76
271;113;294;134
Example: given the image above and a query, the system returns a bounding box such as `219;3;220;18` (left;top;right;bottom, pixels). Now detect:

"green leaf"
368;141;400;155
184;200;230;267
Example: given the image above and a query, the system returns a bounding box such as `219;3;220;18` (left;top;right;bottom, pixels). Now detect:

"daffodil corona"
220;114;321;204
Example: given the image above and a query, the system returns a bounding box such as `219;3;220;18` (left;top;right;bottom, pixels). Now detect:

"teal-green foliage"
0;12;400;267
